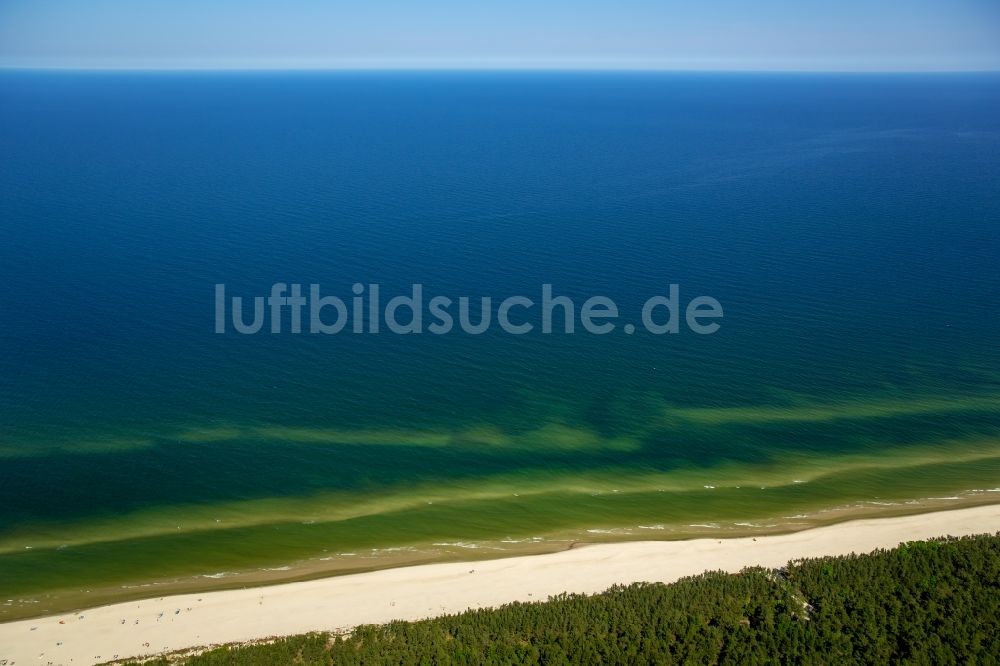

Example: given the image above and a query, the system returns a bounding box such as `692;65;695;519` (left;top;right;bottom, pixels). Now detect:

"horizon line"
3;65;1000;74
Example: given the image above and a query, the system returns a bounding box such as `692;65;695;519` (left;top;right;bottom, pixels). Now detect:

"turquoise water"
1;72;999;617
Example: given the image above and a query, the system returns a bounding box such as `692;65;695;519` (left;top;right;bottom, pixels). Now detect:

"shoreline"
3;490;998;624
3;504;999;665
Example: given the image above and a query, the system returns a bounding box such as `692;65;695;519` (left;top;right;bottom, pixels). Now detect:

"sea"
1;71;999;618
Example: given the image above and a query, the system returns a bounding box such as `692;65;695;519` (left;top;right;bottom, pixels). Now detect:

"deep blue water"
1;72;999;608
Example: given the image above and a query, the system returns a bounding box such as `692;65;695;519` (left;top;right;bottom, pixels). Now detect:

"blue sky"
1;0;998;70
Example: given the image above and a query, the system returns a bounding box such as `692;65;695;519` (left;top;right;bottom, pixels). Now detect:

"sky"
1;0;999;71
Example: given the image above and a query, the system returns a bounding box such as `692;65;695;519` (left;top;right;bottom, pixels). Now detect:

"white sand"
3;504;999;665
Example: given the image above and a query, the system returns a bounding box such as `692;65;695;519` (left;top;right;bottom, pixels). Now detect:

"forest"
120;533;1000;665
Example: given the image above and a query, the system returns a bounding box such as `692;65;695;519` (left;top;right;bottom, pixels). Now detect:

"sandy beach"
2;504;999;665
